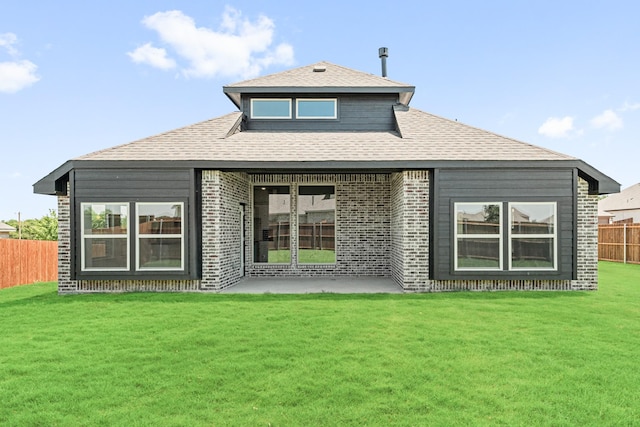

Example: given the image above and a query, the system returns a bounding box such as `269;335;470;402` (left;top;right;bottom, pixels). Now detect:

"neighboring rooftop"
0;222;16;233
599;183;640;211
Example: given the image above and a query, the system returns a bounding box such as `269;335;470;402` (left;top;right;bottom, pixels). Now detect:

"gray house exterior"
34;61;619;293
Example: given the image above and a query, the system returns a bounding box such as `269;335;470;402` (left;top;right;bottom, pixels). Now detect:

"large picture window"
454;201;558;272
298;185;335;264
253;186;291;263
454;203;502;270
136;202;184;270
81;203;129;271
80;201;185;273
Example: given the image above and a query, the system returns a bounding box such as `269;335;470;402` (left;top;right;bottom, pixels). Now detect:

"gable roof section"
223;61;415;108
599;183;640;212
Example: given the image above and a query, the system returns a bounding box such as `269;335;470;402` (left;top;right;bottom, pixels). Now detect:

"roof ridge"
224;60;413;88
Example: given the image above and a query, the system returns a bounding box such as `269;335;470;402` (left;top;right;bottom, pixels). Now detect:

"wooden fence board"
598;224;640;264
0;240;58;289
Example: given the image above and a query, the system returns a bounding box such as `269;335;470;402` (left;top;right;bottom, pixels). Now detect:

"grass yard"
1;262;639;426
268;249;336;264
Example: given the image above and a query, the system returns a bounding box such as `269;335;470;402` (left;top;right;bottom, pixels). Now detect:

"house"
0;222;15;239
598;183;640;224
597;209;614;225
34;57;620;294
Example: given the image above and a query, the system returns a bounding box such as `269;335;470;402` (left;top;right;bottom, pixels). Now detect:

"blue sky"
1;1;639;221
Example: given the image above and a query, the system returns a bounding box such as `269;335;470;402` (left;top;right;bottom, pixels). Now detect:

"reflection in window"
510;203;556;269
298;186;335;264
296;99;337;119
455;203;502;270
137;202;183;270
251;99;291;119
253;186;290;263
81;203;129;270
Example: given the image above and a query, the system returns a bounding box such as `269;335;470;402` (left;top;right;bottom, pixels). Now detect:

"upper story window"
250;98;338;120
250;99;291;119
296;99;337;119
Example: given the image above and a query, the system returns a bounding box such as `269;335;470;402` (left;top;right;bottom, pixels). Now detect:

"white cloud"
590;109;623;131
538;116;576;138
618;101;640;112
131;7;294;79
0;33;40;93
127;42;176;70
0;60;40;93
0;33;19;56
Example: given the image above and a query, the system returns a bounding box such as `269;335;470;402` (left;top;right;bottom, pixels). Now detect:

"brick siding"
390;171;430;290
248;173;391;278
201;171;250;290
55;172;598;293
571;176;599;290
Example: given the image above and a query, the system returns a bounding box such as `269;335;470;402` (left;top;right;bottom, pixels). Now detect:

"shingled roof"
75;106;573;162
34;61;620;196
223;61;415;107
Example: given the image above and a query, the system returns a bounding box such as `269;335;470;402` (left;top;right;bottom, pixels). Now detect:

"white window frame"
297;184;337;265
508;202;557;271
250;98;292;119
80;202;130;271
454;202;503;271
135;202;185;271
295;98;337;119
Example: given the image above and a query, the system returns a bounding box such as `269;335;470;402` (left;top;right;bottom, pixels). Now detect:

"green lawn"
268;249;336;264
1;262;639;426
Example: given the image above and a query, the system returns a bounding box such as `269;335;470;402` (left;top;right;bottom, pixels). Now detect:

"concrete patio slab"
220;277;404;294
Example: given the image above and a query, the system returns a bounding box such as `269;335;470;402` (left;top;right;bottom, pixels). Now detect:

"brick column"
57;184;77;293
390;171;430;290
201;170;221;290
573;177;599;290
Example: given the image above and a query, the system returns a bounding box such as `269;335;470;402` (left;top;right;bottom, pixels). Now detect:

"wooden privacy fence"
267;222;336;251
598;223;640;264
0;239;58;289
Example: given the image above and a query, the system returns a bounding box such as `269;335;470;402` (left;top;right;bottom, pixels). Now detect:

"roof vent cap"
378;47;388;78
313;65;327;72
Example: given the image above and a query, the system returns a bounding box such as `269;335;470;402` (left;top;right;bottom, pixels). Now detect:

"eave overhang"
34;159;619;196
223;85;416;109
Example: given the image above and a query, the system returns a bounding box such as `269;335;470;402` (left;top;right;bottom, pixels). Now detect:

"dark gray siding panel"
434;168;575;280
74;169;191;199
72;168;198;280
244;94;397;131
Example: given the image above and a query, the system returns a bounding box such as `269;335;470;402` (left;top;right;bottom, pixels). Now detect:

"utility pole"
17;211;21;239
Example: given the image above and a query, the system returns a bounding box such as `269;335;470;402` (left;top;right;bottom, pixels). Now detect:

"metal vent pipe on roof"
378;47;389;77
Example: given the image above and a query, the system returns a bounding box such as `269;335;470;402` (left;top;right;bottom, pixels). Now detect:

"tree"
483;204;500;224
5;209;58;240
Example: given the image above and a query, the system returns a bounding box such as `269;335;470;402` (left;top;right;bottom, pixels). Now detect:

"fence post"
623;223;627;264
